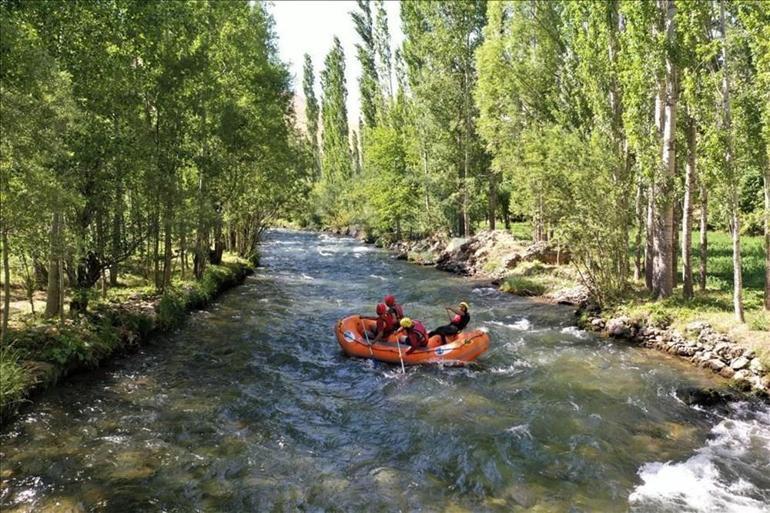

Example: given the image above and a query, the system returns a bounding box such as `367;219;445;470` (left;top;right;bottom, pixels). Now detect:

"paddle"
360;317;374;357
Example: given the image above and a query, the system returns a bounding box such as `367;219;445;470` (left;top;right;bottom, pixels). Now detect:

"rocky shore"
331;226;769;398
581;314;769;398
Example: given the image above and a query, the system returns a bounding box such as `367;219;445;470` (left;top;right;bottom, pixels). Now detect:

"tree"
351;0;379;128
303;54;321;177
318;37;352;223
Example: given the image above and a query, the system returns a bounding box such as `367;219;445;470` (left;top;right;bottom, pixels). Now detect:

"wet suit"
429;310;470;345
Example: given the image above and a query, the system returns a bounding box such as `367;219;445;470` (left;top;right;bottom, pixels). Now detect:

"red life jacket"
406;320;428;348
389;304;404;320
377;312;397;335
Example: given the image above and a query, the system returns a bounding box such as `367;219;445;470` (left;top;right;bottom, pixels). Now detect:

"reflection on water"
1;229;768;512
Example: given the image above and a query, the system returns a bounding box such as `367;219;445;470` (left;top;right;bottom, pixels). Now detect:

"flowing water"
1;230;769;513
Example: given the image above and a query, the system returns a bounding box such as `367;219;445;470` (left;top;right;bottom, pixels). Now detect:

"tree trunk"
720;0;743;322
162;211;173;291
652;0;677;299
645;178;655;291
635;180;644;282
488;170;497;230
682;113;696;299
764;166;770;309
110;206;121;286
211;204;224;265
44;211;62;318
1;226;10;345
672;200;680;288
699;182;708;291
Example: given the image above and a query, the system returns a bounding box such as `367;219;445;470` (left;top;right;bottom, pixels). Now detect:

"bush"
500;276;547;296
647;306;673;329
156;291;186;331
749;313;769;332
0;347;29;411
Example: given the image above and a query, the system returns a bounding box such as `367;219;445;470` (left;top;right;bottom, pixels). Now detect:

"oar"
394;329;406;374
361;317;373;357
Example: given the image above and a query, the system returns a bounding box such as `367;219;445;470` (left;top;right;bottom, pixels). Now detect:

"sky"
269;0;404;127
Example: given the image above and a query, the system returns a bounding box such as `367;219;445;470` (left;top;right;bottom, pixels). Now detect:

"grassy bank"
604;231;770;368
0;257;254;424
496;224;769;368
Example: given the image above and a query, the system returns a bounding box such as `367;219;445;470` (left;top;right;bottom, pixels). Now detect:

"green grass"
609;230;770;368
0;347;29;411
500;276;547;296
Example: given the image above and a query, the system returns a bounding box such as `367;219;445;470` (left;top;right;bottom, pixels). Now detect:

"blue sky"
269;0;404;126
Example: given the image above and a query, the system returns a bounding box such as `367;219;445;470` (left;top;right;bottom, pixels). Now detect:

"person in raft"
371;303;398;342
428;302;470;345
383;294;404;321
398;317;428;352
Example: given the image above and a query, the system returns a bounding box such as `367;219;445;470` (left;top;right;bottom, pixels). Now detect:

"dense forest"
301;0;768;317
1;1;311;342
1;0;769;341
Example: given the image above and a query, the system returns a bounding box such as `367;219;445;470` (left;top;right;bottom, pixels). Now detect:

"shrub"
749;313;769;332
0;347;29;411
647;306;673;329
500;276;547;296
156;291;186;331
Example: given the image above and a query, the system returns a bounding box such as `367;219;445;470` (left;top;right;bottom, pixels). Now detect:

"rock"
708;359;726;371
521;241;570;265
678;386;735;407
502;253;522;269
761;375;770;390
607;316;631;337
548;286;589;306
733;369;752;383
685;321;711;334
730;356;750;371
677;346;696;357
749;358;765;373
591;318;605;329
719;366;736;379
727;346;745;360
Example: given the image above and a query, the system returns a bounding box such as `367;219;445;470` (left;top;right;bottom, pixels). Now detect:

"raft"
335;314;490;365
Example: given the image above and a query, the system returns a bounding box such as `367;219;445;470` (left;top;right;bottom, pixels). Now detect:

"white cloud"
268;0;404;128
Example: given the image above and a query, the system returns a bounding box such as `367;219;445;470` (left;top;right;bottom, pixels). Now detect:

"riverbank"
343;227;769;398
0;259;254;424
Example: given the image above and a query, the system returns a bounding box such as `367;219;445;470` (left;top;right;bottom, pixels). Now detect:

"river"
1;229;769;512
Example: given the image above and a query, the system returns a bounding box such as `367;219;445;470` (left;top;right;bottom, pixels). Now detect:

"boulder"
591;318;605;330
607;316;631;337
749;358;765;373
502;253;522;269
708;359;726;371
685;321;711;334
522;241;570;265
730;356;750;371
549;286;589;306
719;366;736;379
733;369;753;383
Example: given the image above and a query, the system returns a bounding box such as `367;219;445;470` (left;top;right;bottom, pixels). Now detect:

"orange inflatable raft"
335;314;490;365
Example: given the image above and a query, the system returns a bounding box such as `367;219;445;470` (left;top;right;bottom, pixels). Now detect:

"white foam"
560;325;589;339
489;360;532;375
369;274;386;281
472;287;498;296
629;406;770;512
506;424;533;439
488;319;531;331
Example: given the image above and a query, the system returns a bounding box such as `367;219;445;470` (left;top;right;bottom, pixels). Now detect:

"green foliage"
0;346;29;412
500;276;547;296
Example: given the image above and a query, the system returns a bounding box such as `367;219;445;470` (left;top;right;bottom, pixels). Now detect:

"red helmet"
376;303;387;315
384;294;396;306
